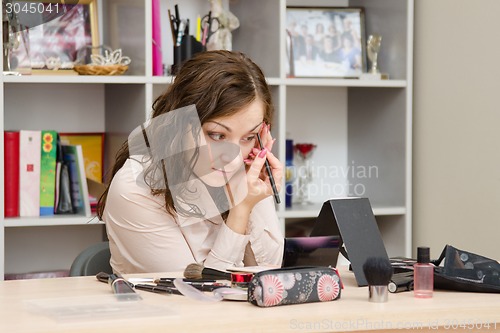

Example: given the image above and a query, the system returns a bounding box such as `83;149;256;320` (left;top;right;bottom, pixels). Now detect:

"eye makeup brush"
256;132;280;204
362;256;393;303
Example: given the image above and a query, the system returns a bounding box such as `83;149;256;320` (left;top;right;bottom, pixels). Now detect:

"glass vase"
293;143;316;206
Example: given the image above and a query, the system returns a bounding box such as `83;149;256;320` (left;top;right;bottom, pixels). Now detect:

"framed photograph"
59;132;105;183
27;0;99;71
286;7;366;78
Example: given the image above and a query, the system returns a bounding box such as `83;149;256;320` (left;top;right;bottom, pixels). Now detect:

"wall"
413;0;500;259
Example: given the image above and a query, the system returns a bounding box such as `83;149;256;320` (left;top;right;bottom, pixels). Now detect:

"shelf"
146;77;406;88
2;75;149;84
4;216;103;227
150;76;175;84
284;78;407;88
149;76;284;86
279;203;406;219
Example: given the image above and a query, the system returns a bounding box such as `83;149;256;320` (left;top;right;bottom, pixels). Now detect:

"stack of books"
3;130;103;218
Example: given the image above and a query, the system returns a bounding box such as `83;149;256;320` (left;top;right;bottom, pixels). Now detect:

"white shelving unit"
0;0;413;279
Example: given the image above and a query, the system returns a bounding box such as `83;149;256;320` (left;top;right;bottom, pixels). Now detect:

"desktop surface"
1;266;500;333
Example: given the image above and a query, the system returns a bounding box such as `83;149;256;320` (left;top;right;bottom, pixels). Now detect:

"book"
61;144;91;217
55;161;74;214
4;131;20;217
39;130;58;216
54;160;61;212
59;133;104;183
54;135;73;214
19;130;41;217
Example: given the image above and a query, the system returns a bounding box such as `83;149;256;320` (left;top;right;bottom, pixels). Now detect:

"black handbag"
432;244;500;293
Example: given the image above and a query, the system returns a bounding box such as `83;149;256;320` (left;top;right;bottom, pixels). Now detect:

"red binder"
4;131;20;217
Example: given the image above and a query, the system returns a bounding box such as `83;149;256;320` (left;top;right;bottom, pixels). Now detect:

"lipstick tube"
388;273;414;293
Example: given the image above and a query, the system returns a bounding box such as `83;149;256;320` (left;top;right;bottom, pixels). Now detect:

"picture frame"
108;0;145;75
27;0;99;72
59;132;105;183
286;7;366;78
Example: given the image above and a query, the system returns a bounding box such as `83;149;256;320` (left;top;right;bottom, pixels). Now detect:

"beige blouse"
103;157;284;274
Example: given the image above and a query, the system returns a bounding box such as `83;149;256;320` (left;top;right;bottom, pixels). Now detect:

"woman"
97;50;284;274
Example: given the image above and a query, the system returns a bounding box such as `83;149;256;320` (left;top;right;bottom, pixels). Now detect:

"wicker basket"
73;64;129;76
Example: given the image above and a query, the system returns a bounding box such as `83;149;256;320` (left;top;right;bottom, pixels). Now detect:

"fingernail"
243;158;252;164
258;148;267;158
252;148;260;154
248;152;255;158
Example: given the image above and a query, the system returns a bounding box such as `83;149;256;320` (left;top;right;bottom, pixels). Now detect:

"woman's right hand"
241;145;283;210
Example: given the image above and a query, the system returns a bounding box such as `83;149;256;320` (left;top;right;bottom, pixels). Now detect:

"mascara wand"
362;256;393;303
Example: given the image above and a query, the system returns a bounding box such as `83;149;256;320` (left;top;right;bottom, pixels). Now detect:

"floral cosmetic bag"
247;266;342;307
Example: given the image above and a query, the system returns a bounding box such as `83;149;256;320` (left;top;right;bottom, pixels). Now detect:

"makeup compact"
214;287;248;301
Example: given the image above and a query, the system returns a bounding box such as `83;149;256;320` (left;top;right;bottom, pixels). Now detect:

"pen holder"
172;35;204;74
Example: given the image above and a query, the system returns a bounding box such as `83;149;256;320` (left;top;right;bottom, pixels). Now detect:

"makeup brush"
184;263;232;280
362;256;393;303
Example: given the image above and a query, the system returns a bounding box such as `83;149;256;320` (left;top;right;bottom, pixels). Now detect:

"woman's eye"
208;132;225;141
242;135;256;143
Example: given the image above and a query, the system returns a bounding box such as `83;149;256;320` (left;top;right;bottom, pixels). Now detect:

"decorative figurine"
206;0;240;51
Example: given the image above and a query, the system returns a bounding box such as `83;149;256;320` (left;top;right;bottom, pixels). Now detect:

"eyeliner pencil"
256;133;280;204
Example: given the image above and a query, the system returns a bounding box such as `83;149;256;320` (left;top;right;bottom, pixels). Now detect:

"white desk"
1;267;500;333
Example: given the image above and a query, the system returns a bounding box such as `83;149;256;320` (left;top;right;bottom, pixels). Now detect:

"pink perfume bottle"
414;246;433;298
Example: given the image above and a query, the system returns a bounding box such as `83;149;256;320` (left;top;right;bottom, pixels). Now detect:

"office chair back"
69;241;113;276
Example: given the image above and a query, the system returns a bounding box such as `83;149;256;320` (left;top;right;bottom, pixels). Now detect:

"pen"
202;11;211;47
185;18;190;36
174;4;180;26
176;19;186;47
157;278;216;283
156;280;227;292
168;9;176;43
196;15;201;41
257;133;281;204
135;283;184;295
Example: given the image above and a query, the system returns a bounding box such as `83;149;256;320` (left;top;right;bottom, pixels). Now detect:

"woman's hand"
241;124;283;209
225;123;283;235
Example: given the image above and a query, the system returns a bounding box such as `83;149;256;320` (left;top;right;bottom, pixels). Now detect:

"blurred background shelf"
0;0;413;279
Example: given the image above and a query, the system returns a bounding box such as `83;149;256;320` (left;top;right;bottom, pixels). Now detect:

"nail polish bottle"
414;246;433;298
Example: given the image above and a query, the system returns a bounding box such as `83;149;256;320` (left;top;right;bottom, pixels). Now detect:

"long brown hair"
97;50;274;220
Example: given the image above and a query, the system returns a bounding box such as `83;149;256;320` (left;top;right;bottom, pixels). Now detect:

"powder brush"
362;256;393;303
184;263;232;280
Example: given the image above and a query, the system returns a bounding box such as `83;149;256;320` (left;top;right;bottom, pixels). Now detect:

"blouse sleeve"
247;196;285;266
